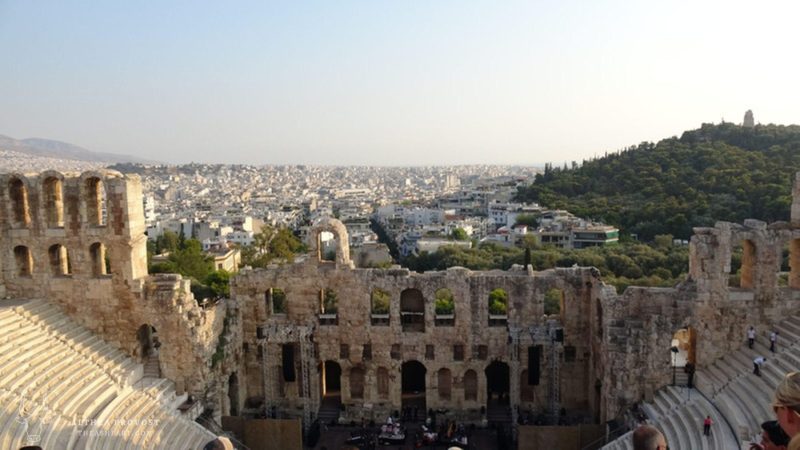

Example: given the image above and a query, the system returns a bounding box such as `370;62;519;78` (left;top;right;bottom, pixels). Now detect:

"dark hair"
762;420;790;446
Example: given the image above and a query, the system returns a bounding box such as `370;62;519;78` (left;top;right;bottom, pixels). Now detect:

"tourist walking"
770;331;779;353
754;356;767;377
703;415;713;436
749;326;756;349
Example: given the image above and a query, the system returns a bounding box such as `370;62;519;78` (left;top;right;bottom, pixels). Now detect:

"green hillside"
516;123;800;240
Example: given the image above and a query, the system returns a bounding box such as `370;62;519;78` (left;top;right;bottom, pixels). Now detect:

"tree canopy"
402;238;689;294
515;123;800;240
241;226;306;268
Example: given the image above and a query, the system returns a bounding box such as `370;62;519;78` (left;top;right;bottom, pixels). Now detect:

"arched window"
43;176;64;228
791;239;800;289
434;288;455;326
48;244;71;276
320;288;338;314
266;288;287;314
371;288;390;325
740;240;755;289
85;177;107;226
228;373;240;416
438;368;452;400
463;369;478;401
90;242;109;276
319;288;338;325
488;288;509;326
14;246;32;276
349;366;365;399
318;231;338;262
9;177;31;227
400;288;425;332
544;288;563;316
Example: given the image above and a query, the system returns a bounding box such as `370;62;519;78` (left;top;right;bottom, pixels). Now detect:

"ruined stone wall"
232;239;609;422
600;214;800;420
0;171;229;405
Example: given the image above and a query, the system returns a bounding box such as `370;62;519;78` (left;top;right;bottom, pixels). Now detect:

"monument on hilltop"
743;109;755;128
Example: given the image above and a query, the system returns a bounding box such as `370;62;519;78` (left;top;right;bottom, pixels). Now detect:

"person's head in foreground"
774;373;800;435
632;424;667;450
754;420;791;450
773;372;800;450
203;436;234;450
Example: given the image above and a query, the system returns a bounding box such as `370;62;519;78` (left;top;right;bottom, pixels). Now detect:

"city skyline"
1;0;799;166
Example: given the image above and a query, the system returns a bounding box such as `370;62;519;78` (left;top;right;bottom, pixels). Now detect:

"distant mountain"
515;122;800;240
0;134;158;164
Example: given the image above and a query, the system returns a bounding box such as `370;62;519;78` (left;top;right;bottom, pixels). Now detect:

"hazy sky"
1;1;799;166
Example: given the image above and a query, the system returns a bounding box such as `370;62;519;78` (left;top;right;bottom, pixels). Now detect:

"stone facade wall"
232;228;609;423
600;215;800;419
4;169;800;429
0;171;231;406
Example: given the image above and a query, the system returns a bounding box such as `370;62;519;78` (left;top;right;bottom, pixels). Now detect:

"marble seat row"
603;315;800;449
0;299;217;449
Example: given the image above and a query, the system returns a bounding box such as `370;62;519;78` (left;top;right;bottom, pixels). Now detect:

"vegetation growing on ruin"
322;288;338;314
544;288;562;315
371;289;391;314
488;288;508;315
403;236;689;294
211;308;233;368
147;230;232;301
434;288;455;315
241;226;306;267
515;123;800;240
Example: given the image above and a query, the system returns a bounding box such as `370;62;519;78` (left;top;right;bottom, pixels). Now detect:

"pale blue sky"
1;1;798;165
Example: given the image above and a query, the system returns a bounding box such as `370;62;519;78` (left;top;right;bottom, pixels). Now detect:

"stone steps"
0;299;216;449
604;311;800;449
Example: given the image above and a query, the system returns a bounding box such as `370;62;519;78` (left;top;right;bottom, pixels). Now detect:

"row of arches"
729;238;800;289
264;286;512;330
6;175;108;229
319;360;511;407
12;243;109;277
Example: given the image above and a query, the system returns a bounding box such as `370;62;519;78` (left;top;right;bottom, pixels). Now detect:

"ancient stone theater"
2;169;800;449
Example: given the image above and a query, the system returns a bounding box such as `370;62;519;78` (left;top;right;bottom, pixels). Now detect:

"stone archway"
228;372;240;416
402;360;427;416
319;360;342;421
309;218;351;266
137;324;161;377
322;360;341;396
670;327;696;387
485;360;510;406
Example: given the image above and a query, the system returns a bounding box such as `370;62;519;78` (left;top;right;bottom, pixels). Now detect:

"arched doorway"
319;361;342;423
322;360;342;396
402;360;427;415
137;324;160;377
485;360;510;406
670;327;696;387
228;373;240;416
